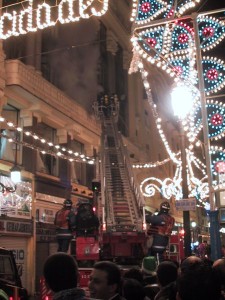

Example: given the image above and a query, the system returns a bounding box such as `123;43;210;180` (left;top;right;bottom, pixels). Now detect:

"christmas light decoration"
0;177;32;217
198;16;225;52
202;57;225;94
189;100;225;141
135;26;165;59
210;147;225;175
170;22;194;54
0;0;109;39
131;0;168;23
131;0;225;215
131;0;201;23
132;157;171;168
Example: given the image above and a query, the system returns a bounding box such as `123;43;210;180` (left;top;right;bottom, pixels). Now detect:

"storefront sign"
0;220;33;235
175;198;196;211
39;208;55;223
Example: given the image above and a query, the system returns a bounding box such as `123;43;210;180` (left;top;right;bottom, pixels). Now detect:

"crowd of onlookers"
42;252;225;300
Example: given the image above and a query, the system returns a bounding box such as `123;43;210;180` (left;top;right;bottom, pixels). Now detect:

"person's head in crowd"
213;258;225;298
159;201;170;214
122;278;146;300
123;267;144;284
88;261;122;300
43;252;78;292
63;198;73;209
180;256;202;274
156;261;178;287
177;260;221;300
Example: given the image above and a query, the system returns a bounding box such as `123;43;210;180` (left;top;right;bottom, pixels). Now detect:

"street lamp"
10;165;21;184
171;83;194;257
191;221;197;247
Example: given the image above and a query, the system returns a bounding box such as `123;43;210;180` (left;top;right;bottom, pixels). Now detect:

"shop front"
0;176;33;293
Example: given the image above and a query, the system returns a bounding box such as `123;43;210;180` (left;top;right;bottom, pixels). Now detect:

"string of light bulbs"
132;157;171;168
0;116;95;164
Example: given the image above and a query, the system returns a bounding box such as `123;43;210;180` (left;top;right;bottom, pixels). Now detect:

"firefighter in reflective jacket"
146;201;175;262
54;199;76;252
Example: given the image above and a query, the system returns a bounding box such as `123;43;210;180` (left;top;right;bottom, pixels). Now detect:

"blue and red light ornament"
210;148;225;175
202;57;225;95
198;16;225;52
131;0;201;23
169;22;194;54
136;26;165;59
135;0;168;22
168;57;196;81
207;102;225;139
191;100;225;141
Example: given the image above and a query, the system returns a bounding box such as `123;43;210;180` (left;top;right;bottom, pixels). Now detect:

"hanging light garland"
0;116;95;164
132;157;171;168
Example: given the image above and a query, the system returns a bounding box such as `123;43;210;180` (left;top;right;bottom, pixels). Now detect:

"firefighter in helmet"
146;201;175;262
54;199;76;252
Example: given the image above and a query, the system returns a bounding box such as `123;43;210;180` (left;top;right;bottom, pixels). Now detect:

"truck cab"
0;247;28;300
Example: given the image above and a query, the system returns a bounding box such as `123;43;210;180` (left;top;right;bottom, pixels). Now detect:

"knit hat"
0;289;9;300
141;256;157;275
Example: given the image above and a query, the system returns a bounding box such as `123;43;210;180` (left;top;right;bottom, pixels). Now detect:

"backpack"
76;203;99;231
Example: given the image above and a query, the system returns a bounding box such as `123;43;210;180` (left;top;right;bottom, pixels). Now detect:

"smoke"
49;18;102;113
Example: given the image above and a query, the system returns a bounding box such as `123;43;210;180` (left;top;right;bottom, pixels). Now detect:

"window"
0;255;15;282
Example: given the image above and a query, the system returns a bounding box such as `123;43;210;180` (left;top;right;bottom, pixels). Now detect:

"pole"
192;14;221;260
180;123;192;257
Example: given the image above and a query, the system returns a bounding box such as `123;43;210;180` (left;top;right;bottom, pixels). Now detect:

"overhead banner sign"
0;0;109;40
175;198;196;211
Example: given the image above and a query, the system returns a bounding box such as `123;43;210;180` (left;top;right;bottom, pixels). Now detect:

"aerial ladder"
93;94;146;264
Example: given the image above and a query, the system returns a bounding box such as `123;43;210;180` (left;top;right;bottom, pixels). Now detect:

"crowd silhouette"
42;252;225;300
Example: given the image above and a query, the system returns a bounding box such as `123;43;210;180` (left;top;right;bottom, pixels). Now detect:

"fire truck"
72;95;186;267
70;95;146;264
73;95;147;266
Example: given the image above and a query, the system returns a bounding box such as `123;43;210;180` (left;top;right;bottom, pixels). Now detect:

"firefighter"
146;201;175;262
54;199;76;252
75;203;100;236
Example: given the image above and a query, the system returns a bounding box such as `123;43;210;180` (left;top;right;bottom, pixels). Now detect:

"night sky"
197;0;225;11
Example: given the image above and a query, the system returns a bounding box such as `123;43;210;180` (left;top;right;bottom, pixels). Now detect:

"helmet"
160;201;170;212
63;199;72;208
